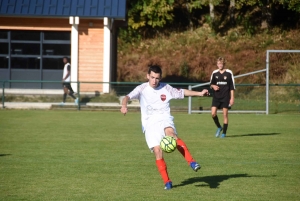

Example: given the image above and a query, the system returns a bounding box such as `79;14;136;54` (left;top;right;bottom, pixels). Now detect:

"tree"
230;0;236;26
187;0;221;29
172;0;204;30
278;0;300;12
122;0;300;41
127;0;175;30
235;0;300;29
209;0;215;21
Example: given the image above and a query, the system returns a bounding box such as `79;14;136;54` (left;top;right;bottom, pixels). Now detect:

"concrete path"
2;102;140;110
1;101;187;112
3;102;53;109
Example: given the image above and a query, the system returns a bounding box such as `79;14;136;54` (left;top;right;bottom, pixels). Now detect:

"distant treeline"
122;0;300;40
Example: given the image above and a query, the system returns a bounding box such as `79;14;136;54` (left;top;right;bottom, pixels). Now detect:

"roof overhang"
0;0;127;20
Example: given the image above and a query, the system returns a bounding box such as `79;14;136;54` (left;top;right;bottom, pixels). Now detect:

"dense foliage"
123;0;300;39
117;0;300;84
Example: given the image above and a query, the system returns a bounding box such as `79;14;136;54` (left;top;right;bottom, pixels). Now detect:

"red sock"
156;159;170;184
176;138;194;164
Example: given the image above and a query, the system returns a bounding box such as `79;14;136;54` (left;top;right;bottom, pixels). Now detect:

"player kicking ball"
210;57;235;138
120;65;209;190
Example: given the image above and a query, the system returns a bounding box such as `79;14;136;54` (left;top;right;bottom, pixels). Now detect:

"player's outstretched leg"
221;108;229;138
61;93;67;104
156;159;172;189
67;85;79;105
212;107;222;137
221;124;228;138
60;86;68;105
153;146;172;190
176;138;201;172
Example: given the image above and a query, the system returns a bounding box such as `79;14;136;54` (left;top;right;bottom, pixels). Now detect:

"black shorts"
63;82;74;93
212;98;230;109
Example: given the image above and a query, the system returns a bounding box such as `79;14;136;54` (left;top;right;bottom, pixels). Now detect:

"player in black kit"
210;57;235;138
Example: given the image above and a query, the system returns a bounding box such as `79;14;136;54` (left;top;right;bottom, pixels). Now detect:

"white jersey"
127;82;184;132
63;63;71;82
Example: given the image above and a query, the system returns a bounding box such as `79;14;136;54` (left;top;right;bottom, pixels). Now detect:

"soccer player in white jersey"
61;57;78;105
210;57;235;138
120;65;209;190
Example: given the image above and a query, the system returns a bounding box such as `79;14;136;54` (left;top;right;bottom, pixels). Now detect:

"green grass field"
0;110;299;200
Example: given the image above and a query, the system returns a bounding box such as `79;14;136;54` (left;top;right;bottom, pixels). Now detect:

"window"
0;57;8;69
4;31;71;88
0;31;8;39
11;43;40;55
0;43;8;54
43;58;63;70
43;44;70;56
44;32;70;41
11;57;40;69
11;31;40;41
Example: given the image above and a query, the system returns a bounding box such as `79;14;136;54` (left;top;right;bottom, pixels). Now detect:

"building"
0;0;127;93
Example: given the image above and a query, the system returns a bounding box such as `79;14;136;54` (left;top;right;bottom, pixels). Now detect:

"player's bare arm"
120;95;130;114
184;89;209;97
230;90;235;106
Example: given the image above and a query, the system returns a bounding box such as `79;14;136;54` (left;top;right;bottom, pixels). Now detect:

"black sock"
69;93;76;99
223;124;228;134
213;116;222;128
63;93;67;102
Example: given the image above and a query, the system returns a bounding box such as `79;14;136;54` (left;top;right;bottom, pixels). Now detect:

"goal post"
188;50;300;115
266;50;300;115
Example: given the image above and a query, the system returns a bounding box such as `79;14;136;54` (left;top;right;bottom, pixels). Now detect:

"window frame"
2;30;71;89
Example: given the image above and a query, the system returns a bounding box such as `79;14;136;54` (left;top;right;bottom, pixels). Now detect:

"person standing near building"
61;57;78;105
210;57;235;138
120;65;209;190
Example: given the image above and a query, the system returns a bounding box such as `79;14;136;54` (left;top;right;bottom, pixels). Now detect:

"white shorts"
144;117;177;151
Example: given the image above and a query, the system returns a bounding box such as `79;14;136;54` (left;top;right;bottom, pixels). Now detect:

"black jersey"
210;69;235;101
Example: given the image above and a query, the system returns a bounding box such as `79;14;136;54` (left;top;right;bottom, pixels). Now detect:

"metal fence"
0;80;197;110
188;69;268;114
1;80;299;113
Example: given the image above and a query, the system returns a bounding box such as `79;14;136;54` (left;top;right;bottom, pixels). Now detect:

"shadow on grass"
173;174;256;189
227;133;281;138
0;154;11;157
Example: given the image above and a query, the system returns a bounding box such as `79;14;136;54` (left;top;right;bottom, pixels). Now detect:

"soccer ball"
160;136;177;153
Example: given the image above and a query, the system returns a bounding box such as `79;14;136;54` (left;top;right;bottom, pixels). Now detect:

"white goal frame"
188;50;300;115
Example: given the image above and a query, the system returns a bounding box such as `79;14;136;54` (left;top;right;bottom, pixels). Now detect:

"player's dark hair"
63;57;69;62
148;65;162;76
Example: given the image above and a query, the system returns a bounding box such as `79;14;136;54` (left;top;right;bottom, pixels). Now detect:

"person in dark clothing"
60;57;78;105
210;57;235;138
